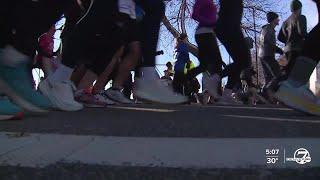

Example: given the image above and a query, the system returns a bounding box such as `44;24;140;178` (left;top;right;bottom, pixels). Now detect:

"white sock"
48;64;74;84
140;67;159;80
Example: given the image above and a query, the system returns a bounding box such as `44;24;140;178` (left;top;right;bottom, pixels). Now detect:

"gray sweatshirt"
258;24;283;58
278;14;307;53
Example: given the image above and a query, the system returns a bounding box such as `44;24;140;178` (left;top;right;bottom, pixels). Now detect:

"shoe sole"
74;96;107;108
275;88;320;116
0;78;48;113
0;115;15;120
134;90;188;104
83;103;106;108
38;80;83;112
105;91;133;105
0;112;24;121
215;98;243;106
75;95;116;107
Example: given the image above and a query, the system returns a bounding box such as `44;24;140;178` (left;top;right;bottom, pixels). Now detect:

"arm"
297;15;307;38
277;23;287;43
264;28;283;55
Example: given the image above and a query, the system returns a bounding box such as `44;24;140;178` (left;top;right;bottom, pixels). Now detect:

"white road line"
224;115;320;124
108;106;176;112
203;105;292;111
0;132;319;168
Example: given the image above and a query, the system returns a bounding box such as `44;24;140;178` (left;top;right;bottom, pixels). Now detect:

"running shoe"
0;64;52;113
1;45;29;67
94;91;116;105
133;78;188;104
275;81;319;116
39;78;83;111
202;72;221;99
75;89;115;107
105;88;134;104
217;88;243;105
0;97;24;121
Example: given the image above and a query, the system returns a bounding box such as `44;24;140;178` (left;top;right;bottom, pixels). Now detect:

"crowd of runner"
0;0;319;121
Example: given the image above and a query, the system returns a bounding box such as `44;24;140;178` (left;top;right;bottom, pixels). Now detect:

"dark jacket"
278;14;307;52
258;24;283;58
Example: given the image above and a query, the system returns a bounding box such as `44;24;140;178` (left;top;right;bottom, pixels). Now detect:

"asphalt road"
1;104;319;138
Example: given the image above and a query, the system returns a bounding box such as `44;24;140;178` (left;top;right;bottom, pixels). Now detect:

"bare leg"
113;42;141;89
70;64;88;87
77;69;97;90
41;57;55;78
92;47;124;94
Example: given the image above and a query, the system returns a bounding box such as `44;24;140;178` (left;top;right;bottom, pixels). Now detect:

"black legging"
139;0;165;67
215;0;251;89
186;33;222;80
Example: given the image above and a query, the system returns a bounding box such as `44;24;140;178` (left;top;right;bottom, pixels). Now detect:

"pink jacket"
191;0;217;27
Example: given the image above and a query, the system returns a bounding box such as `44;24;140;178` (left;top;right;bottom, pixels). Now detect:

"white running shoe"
133;78;188;104
202;72;221;99
39;79;83;111
275;81;319;116
105;88;134;104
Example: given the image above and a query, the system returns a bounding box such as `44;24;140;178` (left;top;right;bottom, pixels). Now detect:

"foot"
75;89;115;108
0;63;52;113
133;78;188;104
105;88;134;104
93;91;116;106
261;88;277;104
217;88;243;105
0;97;24;120
275;81;319;116
39;78;83;111
202;72;221;99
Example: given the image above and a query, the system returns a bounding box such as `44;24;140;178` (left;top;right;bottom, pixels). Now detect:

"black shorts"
123;21;141;44
87;20;141;75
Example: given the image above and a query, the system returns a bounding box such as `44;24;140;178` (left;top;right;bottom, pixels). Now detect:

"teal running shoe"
0;97;23;120
0;63;52;113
